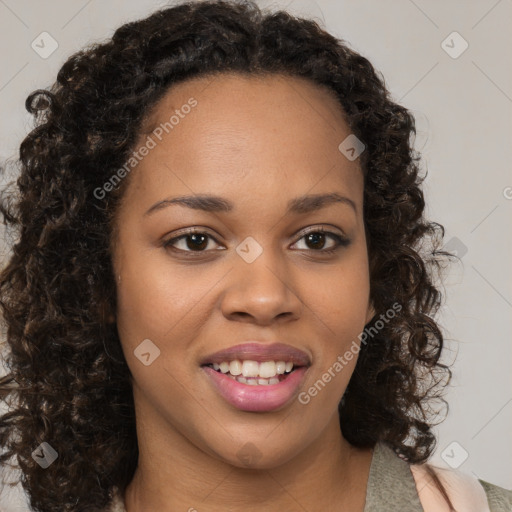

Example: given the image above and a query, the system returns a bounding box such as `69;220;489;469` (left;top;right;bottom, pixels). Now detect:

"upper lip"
200;342;311;367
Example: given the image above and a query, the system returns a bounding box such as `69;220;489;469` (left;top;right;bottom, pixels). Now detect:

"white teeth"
223;374;283;386
259;361;276;378
275;361;286;374
209;359;298;381
241;360;260;377
229;360;242;376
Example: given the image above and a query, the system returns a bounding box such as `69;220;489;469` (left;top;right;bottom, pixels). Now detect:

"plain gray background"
0;0;511;509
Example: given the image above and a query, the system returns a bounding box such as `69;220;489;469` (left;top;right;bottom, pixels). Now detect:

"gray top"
365;442;512;512
106;441;512;511
364;442;425;511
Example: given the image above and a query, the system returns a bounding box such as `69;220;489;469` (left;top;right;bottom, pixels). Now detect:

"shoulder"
410;462;512;512
478;479;512;512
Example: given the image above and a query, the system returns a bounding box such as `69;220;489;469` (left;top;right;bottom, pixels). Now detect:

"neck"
123;409;373;512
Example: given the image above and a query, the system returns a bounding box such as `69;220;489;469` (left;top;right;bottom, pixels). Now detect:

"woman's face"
112;72;374;468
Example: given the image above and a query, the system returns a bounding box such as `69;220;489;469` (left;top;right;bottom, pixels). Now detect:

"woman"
0;1;510;511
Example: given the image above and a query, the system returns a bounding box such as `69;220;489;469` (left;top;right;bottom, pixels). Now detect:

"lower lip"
202;366;308;412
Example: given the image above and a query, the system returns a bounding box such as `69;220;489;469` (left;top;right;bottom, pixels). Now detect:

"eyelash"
162;226;351;257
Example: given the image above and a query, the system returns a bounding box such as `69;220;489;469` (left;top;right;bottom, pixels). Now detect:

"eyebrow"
144;192;357;216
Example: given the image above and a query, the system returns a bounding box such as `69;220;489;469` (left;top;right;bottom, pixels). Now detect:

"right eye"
163;229;223;254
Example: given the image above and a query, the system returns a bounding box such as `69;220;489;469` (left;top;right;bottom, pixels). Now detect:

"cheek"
302;243;370;404
115;268;177;350
114;259;206;413
313;246;371;337
114;244;217;375
114;235;186;335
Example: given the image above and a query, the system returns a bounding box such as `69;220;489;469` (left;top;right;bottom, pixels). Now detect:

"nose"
220;244;303;325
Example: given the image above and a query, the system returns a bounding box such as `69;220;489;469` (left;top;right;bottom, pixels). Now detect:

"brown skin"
112;72;376;511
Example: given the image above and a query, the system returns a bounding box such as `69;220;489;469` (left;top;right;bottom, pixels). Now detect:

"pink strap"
410;463;490;512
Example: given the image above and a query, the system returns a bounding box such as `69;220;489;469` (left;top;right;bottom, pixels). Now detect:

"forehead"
122;72;363;214
141;71;348;133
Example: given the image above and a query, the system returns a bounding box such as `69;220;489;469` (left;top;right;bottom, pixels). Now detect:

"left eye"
293;230;346;252
163;228;350;254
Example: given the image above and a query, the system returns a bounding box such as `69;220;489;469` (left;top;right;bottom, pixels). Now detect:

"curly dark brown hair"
0;1;457;510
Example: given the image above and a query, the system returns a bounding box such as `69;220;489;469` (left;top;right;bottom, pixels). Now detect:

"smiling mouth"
202;360;302;386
